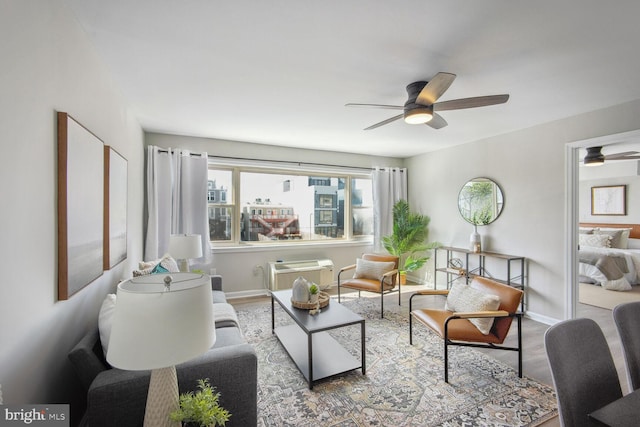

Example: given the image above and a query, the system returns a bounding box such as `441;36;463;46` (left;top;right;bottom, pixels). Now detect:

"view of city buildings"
207;174;371;241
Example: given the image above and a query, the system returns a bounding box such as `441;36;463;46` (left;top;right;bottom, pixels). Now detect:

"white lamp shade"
107;273;215;370
168;234;203;260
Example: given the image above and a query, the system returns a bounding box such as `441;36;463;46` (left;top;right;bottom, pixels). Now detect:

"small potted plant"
169;378;231;427
308;283;319;303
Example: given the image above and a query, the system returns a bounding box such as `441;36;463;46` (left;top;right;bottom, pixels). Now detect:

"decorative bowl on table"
291;291;330;310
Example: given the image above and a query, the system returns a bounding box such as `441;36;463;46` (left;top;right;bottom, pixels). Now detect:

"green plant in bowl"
309;283;319;295
169;378;230;427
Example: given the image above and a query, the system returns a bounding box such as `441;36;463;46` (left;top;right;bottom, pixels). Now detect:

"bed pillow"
98;294;117;358
444;282;501;335
579;227;594;234
595;228;632;249
579;233;611;248
353;258;395;285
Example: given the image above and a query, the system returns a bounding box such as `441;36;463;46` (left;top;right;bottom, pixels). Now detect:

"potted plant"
308;283;319;303
382;200;439;284
169;378;231;427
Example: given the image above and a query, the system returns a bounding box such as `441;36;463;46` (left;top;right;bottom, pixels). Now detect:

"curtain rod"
155;148;403;172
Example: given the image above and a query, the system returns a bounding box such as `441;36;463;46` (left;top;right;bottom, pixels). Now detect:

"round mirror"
458;177;504;225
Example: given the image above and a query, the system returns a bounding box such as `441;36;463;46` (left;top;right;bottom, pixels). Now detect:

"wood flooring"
228;284;633;427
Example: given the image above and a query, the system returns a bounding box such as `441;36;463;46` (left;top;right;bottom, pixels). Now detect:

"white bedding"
579;247;640;290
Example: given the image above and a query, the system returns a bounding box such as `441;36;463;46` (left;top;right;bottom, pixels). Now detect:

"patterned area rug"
236;296;557;427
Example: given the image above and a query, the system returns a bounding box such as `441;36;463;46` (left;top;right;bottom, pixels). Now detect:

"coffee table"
271;289;365;389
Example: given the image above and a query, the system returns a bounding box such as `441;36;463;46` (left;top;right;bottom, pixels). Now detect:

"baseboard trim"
226;289;270;300
525;311;560;326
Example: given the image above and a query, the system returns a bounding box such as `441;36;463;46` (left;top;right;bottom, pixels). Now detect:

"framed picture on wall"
104;146;127;270
57;112;104;300
591;185;627;216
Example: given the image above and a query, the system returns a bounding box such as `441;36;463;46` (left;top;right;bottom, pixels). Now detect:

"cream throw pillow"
98;294;117;358
445;282;500;335
353;258;395;285
579;233;611;248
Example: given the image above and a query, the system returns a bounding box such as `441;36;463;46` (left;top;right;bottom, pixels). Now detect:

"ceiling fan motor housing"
584;146;605;165
404;81;433;123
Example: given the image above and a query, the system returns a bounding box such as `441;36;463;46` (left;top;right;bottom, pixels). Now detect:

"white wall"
579;161;640;224
0;1;144;418
144;132;402;295
406;99;640;322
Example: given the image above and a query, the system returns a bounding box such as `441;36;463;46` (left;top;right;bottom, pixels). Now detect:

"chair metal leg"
444;318;450;383
409;313;413;345
444;339;449;383
517;314;523;378
380;291;384;318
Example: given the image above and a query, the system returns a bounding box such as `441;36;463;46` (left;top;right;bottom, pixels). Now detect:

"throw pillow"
445;282;501;335
151;263;169;274
595;228;632;249
133;254;180;276
98;294;117;358
579;233;611;248
353;258;395;285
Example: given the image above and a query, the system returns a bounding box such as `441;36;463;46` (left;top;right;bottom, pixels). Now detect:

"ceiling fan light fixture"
404;107;433;124
584;146;605;167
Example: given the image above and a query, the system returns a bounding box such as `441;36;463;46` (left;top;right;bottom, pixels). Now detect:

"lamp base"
177;259;190;272
144;366;181;427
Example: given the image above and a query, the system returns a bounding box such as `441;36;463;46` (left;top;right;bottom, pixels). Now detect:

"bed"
579;223;640;291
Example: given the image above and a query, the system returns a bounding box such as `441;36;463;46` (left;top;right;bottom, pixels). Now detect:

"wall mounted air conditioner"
268;259;334;291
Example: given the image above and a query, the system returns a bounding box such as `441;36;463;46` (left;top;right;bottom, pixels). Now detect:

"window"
207;166;373;244
352;178;373;237
207;169;233;241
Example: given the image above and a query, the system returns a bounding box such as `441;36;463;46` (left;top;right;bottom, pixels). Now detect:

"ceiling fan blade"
605;151;640;160
434;94;510;111
364;113;403;130
416;72;456;105
345;103;403;110
426;112;448;129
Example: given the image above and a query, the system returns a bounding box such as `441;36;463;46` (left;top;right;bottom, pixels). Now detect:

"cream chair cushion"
353;258;395;285
445;282;500;334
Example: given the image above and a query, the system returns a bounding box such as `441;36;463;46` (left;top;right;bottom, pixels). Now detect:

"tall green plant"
382;200;439;272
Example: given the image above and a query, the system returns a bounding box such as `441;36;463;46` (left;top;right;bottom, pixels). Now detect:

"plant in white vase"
308;283;319;303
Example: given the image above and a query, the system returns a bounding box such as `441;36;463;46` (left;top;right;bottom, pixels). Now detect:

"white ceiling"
64;0;640;158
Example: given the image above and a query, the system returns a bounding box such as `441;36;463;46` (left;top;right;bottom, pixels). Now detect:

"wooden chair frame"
409;286;522;383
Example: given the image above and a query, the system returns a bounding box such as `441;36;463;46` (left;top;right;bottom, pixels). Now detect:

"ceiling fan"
345;72;509;130
583;146;640;166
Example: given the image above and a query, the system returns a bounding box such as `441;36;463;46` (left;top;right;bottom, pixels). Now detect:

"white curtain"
372;167;408;252
145;146;211;263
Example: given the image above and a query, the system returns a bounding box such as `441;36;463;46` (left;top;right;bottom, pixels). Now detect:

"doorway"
566;129;640;319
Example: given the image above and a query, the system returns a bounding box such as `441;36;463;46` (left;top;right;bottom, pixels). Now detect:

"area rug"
579;282;640;310
235;296;558;426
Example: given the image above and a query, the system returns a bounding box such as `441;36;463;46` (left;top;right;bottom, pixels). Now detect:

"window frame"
207;162;373;246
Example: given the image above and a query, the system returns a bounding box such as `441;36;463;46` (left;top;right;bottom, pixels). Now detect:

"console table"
433;246;526;310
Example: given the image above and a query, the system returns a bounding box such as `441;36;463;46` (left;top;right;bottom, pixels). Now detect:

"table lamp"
168;234;203;272
107;273;215;427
